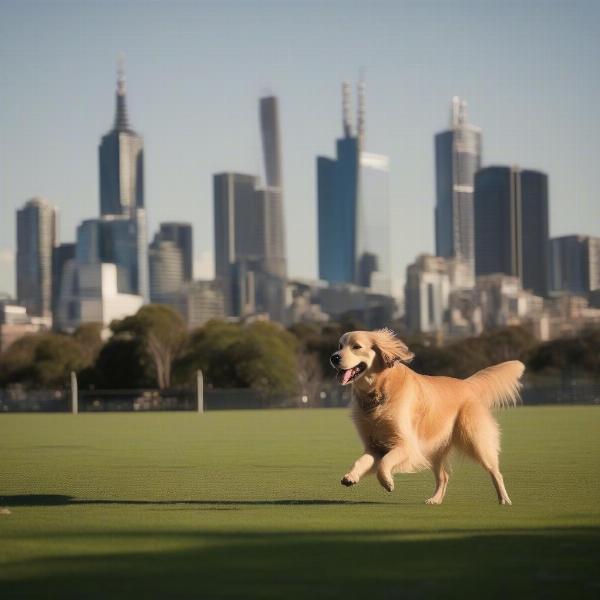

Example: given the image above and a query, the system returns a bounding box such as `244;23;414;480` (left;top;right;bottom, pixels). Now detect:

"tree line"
0;304;598;393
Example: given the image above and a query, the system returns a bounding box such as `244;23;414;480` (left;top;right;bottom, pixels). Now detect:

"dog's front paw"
341;473;358;487
377;472;394;492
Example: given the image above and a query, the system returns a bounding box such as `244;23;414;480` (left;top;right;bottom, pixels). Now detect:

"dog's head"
330;328;414;386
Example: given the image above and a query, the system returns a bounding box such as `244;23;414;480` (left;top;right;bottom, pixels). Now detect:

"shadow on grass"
1;527;599;599
0;494;383;507
2;495;599;598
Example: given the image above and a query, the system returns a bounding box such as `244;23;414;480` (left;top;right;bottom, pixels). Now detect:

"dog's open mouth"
336;362;367;385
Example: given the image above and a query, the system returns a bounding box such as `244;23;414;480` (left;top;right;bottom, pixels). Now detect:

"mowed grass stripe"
1;406;599;598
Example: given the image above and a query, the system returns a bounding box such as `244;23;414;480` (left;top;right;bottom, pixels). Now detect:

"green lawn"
1;406;599;598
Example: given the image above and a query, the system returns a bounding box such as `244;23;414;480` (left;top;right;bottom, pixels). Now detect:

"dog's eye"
353;344;362;350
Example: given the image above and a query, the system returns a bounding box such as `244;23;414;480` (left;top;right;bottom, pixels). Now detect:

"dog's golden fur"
332;329;524;504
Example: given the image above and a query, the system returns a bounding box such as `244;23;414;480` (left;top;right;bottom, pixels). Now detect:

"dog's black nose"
331;353;341;366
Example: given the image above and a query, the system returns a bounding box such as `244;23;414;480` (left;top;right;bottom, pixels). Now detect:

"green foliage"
111;305;187;389
1;318;597;390
526;327;600;377
85;336;156;389
410;326;537;378
72;323;103;365
0;333;89;388
173;320;242;387
289;321;347;377
175;320;298;394
228;322;298;393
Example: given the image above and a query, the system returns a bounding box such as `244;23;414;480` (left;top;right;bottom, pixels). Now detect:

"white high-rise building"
58;263;142;331
405;254;451;334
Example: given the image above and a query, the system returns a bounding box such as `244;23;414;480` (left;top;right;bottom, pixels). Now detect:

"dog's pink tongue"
342;369;354;385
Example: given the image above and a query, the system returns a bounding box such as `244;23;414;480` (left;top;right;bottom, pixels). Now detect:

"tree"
72;323;103;365
173;320;242;387
410;326;536;378
111;305;187;389
289;321;344;376
175;320;298;394
0;333;88;388
89;336;156;389
227;322;298;394
526;327;600;377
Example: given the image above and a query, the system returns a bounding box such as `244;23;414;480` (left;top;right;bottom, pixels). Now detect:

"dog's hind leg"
457;402;512;505
425;452;450;505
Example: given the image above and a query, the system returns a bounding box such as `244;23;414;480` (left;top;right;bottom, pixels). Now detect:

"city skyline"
1;1;599;298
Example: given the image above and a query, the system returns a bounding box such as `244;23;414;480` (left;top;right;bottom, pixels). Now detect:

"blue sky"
1;0;599;297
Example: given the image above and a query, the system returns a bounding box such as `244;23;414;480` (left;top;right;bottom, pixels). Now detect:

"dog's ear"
370;328;414;366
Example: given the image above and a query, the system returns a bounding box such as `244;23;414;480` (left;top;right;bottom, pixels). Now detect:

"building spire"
451;96;468;128
357;72;365;149
342;82;352;137
114;53;130;131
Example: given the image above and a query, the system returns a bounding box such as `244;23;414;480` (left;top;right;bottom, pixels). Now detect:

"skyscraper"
259;96;287;278
549;235;600;295
52;242;75;322
405;254;451;334
99;59;144;216
212;172;287;319
16;197;57;318
435;97;482;274
148;236;184;304
317;80;390;292
212;96;288;320
158;222;193;282
94;59;148;301
184;280;226;328
213;172;262;280
357;152;391;293
474;166;549;297
317;135;359;285
75;212;149;299
260;96;283;189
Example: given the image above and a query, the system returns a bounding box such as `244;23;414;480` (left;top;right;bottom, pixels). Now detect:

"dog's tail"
467;360;525;409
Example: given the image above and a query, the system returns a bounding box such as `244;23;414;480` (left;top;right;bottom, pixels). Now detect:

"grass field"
1;406;599;598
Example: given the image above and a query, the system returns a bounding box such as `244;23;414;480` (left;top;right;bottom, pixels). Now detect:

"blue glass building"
317;84;391;293
75;210;148;300
317;135;359;285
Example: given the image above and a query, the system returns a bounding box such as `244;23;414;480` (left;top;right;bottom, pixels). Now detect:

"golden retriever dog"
331;329;524;505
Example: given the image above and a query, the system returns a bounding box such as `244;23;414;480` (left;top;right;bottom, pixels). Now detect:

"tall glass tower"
99;59;144;217
259;96;287;278
357;153;391;294
435;97;482;275
318;80;390;292
92;60;149;301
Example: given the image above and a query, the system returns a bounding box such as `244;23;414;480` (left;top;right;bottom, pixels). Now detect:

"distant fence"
0;378;598;413
520;379;600;406
0;386;351;413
